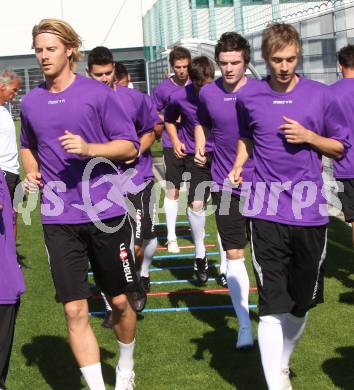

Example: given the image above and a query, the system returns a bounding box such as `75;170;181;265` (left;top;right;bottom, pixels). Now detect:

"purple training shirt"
20;75;140;224
330;78;354;179
196;77;256;195
0;168;25;304
164;83;213;155
237;76;349;226
115;86;159;182
152;77;190;148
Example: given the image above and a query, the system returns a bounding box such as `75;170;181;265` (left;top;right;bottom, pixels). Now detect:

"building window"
189;0;233;9
215;0;233;6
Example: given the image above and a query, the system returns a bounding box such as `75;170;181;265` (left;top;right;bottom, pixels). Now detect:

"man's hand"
124;151;139;165
59;130;90;156
24;172;43;193
279;116;313;144
194;147;207;167
173;140;187;159
228;166;243;187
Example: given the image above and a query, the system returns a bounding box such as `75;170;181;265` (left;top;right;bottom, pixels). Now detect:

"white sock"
187;207;206;258
163;197;178;241
226;259;251;329
141;238;157;277
258;315;284;390
217;233;227;274
117;339;135;374
101;291;112;312
281;313;308;369
80;363;106;390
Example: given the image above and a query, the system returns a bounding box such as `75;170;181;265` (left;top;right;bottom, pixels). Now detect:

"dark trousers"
0;302;19;389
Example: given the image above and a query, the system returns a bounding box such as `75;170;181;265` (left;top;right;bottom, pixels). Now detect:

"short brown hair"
189;56;215;82
261;22;301;60
338;44;354;69
215;32;251;65
87;46;113;71
32;18;83;70
115;62;128;80
169;46;191;68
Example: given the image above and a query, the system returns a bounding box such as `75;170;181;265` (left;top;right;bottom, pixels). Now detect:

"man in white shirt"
0;69;21;237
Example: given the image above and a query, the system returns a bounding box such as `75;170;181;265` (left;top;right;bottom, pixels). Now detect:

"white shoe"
115;369;135;390
236;326;254;349
167;239;180;253
281;368;292;390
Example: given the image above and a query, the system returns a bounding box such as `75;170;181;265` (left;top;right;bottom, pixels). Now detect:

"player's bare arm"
279;115;344;159
165;121;186;159
228;137;253;185
21;148;43;192
194;124;207;166
139;131;155;155
59;130;138;161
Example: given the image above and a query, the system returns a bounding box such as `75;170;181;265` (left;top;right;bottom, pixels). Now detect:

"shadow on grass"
22;335;115;390
168;290;265;390
322;346;354;389
326;217;354;305
16;242;30;269
155;225;194;246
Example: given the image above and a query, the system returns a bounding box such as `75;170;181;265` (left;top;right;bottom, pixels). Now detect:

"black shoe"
140;276;151;293
101;310;113;328
125;282;147;312
194;257;208;283
217;273;228;288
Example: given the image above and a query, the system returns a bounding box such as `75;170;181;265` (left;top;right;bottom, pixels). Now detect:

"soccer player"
229;23;349;389
87;48;158;301
115;62;134;89
195;32;256;348
21;19;141;390
152;46;191;253
332;44;354;247
164;56;214;283
0;70;21;238
0;168;25;390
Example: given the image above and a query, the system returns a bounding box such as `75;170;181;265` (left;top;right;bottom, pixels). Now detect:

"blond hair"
261;23;301;60
32;18;83;70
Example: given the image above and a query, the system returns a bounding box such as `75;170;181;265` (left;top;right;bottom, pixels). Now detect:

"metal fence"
144;0;354;91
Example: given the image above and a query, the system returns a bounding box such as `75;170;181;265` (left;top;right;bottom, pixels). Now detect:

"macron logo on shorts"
119;243;133;283
136;209;142;239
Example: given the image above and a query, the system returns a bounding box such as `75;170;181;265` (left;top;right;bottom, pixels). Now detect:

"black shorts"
43;215;138;303
163;148;212;204
189;153;212;205
249;219;327;317
0;302;20;386
3;171;20;207
126;180;157;246
212;191;247;250
338;179;354;222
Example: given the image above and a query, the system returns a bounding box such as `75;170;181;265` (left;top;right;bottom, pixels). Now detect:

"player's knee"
64;300;88;324
166;188;179;200
189;201;204;213
226;248;244;260
111;294;129;313
135;245;144;259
